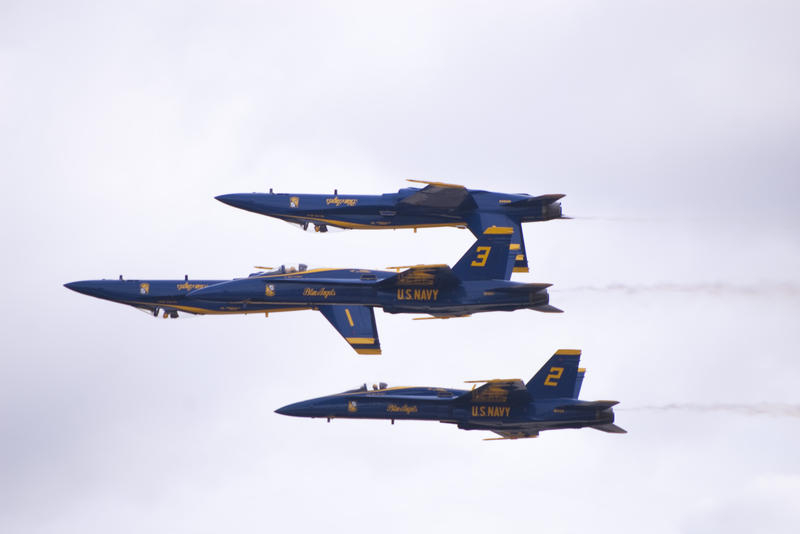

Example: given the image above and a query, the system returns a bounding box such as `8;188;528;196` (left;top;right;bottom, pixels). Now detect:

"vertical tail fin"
526;349;582;399
573;367;586;398
451;226;515;281
466;214;528;274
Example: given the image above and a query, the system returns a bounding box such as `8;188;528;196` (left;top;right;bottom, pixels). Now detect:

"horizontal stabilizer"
555;400;619;411
490;283;552;293
592;423;627;434
318;305;381;355
534;304;563;313
505;194;565;207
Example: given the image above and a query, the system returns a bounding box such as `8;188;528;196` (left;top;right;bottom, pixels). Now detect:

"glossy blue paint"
64;230;560;354
216;181;566;272
276;350;625;439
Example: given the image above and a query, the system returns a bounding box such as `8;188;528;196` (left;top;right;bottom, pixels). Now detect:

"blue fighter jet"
276;349;625;440
64;227;560;355
216;180;566;273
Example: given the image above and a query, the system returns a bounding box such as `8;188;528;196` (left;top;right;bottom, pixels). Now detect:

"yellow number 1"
544;367;564;386
471;246;491;267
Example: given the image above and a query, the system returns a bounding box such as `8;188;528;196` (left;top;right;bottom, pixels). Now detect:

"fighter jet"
276;349;625;440
216;180;566;273
64;227;560;355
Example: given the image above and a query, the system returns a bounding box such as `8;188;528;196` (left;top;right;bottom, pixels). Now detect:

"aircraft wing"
398;180;477;210
456;420;542;440
485;429;541;440
377;264;461;288
318;305;381;355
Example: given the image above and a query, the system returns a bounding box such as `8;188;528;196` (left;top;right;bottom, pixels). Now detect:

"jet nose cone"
274;405;292;416
275;399;325;418
275;401;305;417
215;193;262;212
64;281;98;297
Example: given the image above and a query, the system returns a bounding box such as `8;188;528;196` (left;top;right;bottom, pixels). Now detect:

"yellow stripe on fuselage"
332;385;440;397
124;300;312;315
282;214;465;231
250;267;344;279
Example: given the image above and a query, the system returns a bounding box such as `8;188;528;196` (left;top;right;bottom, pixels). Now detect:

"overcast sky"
2;1;799;533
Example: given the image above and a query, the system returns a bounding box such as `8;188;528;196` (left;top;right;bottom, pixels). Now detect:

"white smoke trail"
556;282;800;297
622;403;800;417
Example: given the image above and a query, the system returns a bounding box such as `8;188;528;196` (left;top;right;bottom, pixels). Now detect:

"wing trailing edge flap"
318;305;381;355
465;212;528;273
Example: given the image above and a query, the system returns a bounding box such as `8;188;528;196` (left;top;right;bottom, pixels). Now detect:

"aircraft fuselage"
276;386;617;435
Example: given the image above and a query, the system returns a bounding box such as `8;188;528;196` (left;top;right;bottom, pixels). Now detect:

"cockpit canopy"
344;382;388;393
248;264;309;277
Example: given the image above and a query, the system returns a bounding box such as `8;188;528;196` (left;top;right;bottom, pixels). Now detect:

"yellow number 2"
471;246;491;267
544;367;564;386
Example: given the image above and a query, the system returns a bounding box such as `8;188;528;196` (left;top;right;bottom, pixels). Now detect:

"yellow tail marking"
346;337;375;345
544;367;564;386
554;349;582;356
471;246;491;267
483;226;514;235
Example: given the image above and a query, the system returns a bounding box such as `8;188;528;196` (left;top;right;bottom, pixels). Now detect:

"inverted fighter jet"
64;227;560;355
216;180;566;273
276;349;625;440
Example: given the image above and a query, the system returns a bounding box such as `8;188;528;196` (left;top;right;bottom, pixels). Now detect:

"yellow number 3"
544;367;564;386
471;246;491;267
